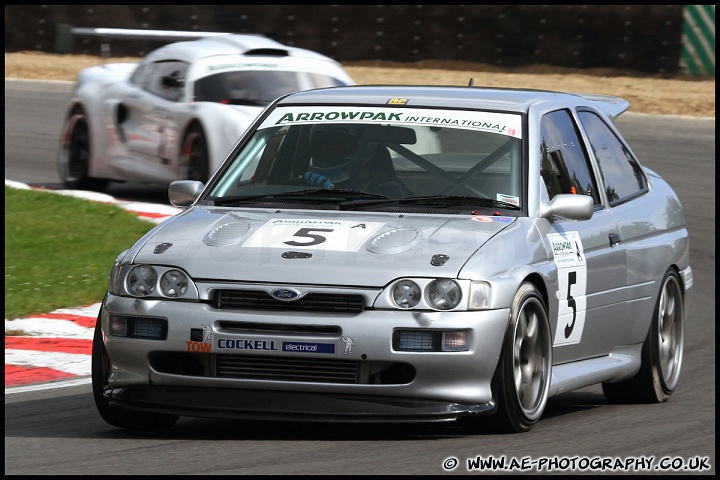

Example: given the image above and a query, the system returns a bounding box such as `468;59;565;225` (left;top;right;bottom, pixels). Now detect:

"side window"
539;109;601;205
128;62;152;88
144;60;189;102
194;73;230;102
577;110;648;206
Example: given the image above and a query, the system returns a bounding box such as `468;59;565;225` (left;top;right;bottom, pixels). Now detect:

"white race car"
57;34;354;191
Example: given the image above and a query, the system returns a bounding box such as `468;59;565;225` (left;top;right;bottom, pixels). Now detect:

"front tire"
92;310;179;430
602;269;684;403
490;282;552;433
179;124;210;182
57;107;108;191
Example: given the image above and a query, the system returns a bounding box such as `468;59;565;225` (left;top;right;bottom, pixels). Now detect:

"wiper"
213;189;388;206
398;195;521;210
338;197;401;210
338;195;520;211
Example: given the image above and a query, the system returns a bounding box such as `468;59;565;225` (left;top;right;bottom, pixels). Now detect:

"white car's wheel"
603;269;684;403
92;310;179;430
490;282;552;433
57;107;108;191
179;124;210;182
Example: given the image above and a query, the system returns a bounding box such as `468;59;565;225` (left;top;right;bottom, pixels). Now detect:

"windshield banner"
261;106;522;138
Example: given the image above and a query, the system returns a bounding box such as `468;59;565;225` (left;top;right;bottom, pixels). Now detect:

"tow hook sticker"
187;324;214;353
202;324;212;343
342;335;355;354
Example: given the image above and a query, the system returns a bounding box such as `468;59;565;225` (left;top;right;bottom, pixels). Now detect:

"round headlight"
126;265;158;297
392;280;421;308
160;269;189;297
428;279;462;310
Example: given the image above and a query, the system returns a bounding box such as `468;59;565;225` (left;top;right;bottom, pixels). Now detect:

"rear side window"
577;110;648;205
539;109;601;205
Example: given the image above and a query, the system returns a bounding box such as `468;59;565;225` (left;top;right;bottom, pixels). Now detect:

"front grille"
213;289;365;313
150;352;416;385
216;354;359;383
218;321;341;336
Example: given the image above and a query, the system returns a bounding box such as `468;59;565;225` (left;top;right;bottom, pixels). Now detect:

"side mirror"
540;194;594;221
169;180;204;207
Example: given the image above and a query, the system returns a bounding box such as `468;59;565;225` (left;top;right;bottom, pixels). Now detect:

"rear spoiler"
574;93;631;122
70;27;231;42
60;26;235;59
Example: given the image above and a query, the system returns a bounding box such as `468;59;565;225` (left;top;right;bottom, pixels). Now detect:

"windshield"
193;71;346;106
207;106;523;210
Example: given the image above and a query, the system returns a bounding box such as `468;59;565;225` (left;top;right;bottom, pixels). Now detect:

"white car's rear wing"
71;27;231;41
64;27;235;59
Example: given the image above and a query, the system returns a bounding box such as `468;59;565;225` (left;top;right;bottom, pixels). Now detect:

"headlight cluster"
108;263;199;300
387;278;491;311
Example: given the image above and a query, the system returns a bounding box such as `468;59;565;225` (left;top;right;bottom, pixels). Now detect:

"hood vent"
366;227;422;254
203;220;252;246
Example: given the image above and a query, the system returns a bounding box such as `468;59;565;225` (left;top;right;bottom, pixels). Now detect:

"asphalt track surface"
4;79;715;475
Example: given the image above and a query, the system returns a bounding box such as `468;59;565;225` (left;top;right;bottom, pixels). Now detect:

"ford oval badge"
270;288;302;301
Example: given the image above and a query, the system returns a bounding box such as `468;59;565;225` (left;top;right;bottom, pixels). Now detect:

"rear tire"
602;269;684;403
179;124;210;182
92;310;179;430
57;107;108;191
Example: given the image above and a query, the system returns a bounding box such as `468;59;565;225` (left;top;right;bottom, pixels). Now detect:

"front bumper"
106;386;497;423
101;293;511;418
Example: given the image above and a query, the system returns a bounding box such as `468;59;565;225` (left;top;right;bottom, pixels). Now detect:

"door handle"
609;232;621;247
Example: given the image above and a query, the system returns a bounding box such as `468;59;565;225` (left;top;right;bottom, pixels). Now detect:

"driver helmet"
309;124;373;183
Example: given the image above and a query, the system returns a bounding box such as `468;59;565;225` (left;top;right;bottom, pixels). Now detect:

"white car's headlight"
108;263;199;300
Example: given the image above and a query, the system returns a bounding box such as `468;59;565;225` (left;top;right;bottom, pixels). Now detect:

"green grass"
4;186;157;319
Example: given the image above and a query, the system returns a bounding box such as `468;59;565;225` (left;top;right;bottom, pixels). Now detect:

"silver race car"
57;34;353;191
93;85;692;433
